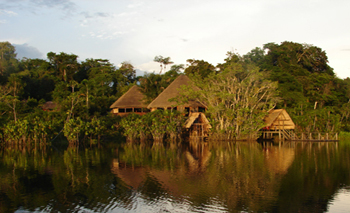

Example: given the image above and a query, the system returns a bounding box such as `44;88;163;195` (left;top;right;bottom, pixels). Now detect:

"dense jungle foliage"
0;41;349;144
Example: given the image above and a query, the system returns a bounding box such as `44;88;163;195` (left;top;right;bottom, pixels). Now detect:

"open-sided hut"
263;109;295;130
261;109;295;140
147;75;206;115
110;85;149;116
184;112;212;139
42;101;60;112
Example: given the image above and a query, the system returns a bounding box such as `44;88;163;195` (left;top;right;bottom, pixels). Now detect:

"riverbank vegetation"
0;41;349;145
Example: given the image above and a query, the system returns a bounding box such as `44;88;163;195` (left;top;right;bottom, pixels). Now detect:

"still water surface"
1;141;350;212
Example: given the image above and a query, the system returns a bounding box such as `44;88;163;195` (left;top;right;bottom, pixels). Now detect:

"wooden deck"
261;130;339;142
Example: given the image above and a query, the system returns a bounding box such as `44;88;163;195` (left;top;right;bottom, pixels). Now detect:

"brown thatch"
184;112;211;138
147;75;206;109
42;101;60;111
184;112;212;129
110;85;147;109
263;109;295;130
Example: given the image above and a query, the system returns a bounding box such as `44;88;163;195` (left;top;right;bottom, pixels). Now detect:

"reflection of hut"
147;75;206;115
111;160;146;189
110;85;149;116
184;112;211;138
42;101;60;111
186;142;211;173
262;109;295;140
264;146;295;174
111;160;182;195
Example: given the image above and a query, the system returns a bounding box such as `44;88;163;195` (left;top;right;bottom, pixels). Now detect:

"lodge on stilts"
261;109;338;142
184;112;212;140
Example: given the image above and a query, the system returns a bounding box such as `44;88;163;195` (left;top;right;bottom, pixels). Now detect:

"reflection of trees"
0;145;129;212
113;141;350;212
0;145;52;212
273;142;350;213
1;141;349;212
113;142;296;212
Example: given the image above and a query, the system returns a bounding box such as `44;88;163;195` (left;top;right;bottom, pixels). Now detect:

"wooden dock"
261;130;339;142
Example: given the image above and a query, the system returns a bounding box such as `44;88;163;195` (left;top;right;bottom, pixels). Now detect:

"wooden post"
278;119;281;140
309;133;312;140
279;129;281;140
326;133;329;140
336;133;338;140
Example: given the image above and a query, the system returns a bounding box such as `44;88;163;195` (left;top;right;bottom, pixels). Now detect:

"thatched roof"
42;101;60;111
147;75;206;109
264;109;295;130
110;85;147;109
184;112;212;128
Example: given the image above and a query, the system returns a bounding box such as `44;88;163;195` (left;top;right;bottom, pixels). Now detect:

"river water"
0;140;349;213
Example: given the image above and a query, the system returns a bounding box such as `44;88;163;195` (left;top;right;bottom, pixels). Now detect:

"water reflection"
0;141;349;212
111;141;299;212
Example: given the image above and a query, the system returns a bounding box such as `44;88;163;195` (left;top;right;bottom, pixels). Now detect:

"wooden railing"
261;130;339;141
290;132;338;141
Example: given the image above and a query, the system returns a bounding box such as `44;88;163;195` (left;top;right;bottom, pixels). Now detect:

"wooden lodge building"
110;76;337;142
110;75;212;138
147;75;207;114
110;85;149;116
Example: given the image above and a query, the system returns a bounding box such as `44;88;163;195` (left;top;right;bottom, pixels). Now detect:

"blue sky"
1;0;350;78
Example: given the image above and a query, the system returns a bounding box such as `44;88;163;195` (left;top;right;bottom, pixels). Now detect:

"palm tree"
154;56;173;74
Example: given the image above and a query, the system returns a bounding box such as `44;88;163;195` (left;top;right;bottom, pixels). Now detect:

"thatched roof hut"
184;112;212;129
110;85;149;115
42;101;60;111
147;75;206;113
263;109;295;130
184;112;211;138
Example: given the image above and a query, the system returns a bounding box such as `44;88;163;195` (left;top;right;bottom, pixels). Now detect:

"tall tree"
253;41;340;108
47;52;79;82
187;61;279;139
1;74;25;122
118;61;136;84
154;56;173;74
139;68;180;104
184;59;216;78
0;42;18;81
20;58;56;101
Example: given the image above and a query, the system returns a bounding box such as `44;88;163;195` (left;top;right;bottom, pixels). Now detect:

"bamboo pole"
278;119;281;140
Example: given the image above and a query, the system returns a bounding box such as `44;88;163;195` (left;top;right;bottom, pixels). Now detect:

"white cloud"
0;9;18;16
1;0;350;78
127;1;144;9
